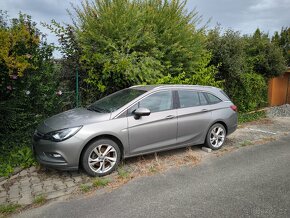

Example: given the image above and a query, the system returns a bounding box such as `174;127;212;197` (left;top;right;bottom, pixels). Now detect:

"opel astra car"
33;85;238;176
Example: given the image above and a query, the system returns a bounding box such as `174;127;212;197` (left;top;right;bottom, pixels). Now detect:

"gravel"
267;104;290;117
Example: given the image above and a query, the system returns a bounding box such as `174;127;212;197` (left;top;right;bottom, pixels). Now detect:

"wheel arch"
204;120;228;144
213;121;228;135
79;134;125;168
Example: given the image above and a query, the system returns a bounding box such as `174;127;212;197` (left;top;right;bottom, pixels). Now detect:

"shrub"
155;52;224;88
231;72;267;112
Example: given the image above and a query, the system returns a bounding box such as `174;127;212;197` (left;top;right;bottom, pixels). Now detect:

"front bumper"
32;134;84;171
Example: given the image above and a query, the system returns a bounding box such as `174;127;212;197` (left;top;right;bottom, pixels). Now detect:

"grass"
0;203;21;215
79;184;92;193
33;194;47;204
92;178;110;188
148;165;158;173
238;110;266;124
117;167;130;179
240;140;253;147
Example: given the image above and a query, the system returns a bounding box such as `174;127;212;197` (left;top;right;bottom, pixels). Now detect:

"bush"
0;13;63;177
70;0;209;98
155;52;224;88
231;72;267;112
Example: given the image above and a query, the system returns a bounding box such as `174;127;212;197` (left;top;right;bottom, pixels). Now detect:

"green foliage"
0;12;62;177
206;27;286;112
272;27;290;66
117;167;130;179
0;203;21;214
238;111;266;124
11;146;35;168
156;52;223;88
231;73;267;112
70;0;210;98
33;194;47;204
92;178;110;188
0;145;36;177
80;184;92;192
245;29;286;78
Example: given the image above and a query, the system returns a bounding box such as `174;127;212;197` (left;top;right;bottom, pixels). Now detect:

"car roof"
130;84;220;92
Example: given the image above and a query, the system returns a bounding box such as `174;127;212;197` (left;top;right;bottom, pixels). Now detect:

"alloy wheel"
209;126;225;148
88;144;117;173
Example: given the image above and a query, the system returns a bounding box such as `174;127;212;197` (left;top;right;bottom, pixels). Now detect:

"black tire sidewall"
82;138;121;177
205;123;226;150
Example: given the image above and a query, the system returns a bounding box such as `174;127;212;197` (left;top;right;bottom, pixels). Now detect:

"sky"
1;0;289;57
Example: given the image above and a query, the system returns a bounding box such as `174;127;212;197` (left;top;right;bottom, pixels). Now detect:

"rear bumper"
227;123;238;135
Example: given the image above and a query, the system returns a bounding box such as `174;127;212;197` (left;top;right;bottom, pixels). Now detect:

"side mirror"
133;108;151;119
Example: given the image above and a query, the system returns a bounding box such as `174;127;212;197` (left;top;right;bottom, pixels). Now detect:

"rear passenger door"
176;90;212;145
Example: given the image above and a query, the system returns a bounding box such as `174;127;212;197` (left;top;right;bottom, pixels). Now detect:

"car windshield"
87;88;147;113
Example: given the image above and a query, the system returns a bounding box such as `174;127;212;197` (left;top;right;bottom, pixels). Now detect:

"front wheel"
81;139;121;177
205;123;226;150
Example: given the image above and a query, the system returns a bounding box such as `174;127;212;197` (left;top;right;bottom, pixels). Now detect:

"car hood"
37;108;111;134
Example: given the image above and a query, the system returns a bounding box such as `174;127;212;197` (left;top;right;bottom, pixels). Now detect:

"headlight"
45;126;82;142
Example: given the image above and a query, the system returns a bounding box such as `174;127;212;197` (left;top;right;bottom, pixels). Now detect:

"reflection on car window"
88;88;146;113
138;91;173;113
178;90;200;108
205;93;222;104
199;92;208;105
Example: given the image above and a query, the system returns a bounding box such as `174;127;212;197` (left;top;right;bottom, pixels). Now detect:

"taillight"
230;105;238;112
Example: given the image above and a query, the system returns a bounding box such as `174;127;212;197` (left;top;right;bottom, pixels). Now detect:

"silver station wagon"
33;85;238;176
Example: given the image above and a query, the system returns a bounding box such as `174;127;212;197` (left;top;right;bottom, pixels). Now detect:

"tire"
205;123;226;150
81;138;121;177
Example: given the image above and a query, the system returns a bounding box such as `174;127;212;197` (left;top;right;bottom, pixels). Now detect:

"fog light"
52;153;62;158
46;152;63;158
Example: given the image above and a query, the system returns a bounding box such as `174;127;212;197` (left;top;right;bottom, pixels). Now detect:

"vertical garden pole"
76;66;79;107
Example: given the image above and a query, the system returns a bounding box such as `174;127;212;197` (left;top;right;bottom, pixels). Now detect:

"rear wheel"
82;139;121;177
205;123;226;150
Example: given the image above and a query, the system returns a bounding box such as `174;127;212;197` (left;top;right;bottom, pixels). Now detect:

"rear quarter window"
205;93;222;104
220;90;231;100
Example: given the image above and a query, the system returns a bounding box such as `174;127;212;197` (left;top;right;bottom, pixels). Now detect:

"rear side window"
205;93;222;104
178;90;200;108
199;92;208;105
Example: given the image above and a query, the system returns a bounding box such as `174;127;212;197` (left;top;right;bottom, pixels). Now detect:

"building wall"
268;71;290;106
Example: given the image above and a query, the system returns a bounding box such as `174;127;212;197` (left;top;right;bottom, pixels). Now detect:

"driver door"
127;90;177;155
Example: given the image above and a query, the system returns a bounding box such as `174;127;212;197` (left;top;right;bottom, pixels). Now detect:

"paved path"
1;117;290;207
16;134;290;218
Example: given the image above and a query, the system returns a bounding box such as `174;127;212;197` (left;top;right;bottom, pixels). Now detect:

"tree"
71;0;211;97
206;28;249;95
245;28;286;78
0;12;62;175
272;27;290;66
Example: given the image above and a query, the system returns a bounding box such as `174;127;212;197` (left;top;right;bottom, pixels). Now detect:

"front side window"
178;90;200;108
129;91;173;114
139;91;173;113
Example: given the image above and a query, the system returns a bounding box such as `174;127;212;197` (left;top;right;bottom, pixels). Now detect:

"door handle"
165;115;175;119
